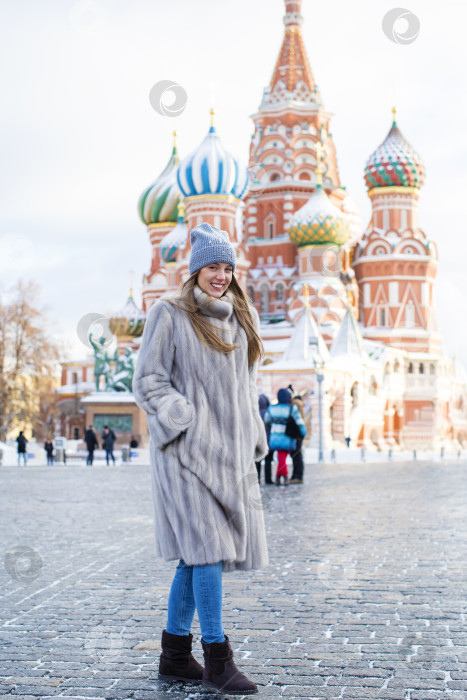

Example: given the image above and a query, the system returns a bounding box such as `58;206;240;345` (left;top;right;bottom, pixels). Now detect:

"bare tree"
0;280;61;442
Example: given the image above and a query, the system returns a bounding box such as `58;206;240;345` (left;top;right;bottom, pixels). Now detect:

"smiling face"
197;262;234;298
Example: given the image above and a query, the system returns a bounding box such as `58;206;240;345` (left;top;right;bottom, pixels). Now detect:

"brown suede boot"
201;635;258;695
158;629;204;683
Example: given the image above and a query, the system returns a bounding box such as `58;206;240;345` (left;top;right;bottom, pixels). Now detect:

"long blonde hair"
167;273;264;367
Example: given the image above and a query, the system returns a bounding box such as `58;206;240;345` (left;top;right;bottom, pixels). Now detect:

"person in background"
84;425;99;465
130;436;138;448
290;392;306;484
255;394;274;485
101;425;116;466
16;431;28;466
264;388;306;486
44;439;54;465
345;436;351;448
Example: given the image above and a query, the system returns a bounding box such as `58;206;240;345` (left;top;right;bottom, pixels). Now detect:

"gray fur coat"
132;285;269;572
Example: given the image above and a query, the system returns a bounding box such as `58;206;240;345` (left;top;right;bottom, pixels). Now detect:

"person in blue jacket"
264;388;306;485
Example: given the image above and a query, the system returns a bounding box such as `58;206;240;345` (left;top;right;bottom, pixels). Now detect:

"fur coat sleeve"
132;302;196;450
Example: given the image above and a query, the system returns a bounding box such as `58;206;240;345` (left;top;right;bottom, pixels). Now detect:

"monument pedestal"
81;393;149;447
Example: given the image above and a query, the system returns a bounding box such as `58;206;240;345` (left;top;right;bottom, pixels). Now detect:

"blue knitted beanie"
189;222;236;276
277;388;292;405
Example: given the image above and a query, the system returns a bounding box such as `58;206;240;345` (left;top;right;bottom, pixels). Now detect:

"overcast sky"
0;0;466;365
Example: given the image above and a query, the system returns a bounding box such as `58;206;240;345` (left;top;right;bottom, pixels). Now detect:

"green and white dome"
138;134;182;225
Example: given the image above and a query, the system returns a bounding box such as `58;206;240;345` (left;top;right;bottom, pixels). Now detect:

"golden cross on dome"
392;106;397;124
129;269;134;298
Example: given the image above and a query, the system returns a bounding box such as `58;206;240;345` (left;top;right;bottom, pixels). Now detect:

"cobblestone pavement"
1;459;467;700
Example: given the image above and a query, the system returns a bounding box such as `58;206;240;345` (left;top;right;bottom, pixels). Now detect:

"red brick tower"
353;109;440;353
244;0;347;318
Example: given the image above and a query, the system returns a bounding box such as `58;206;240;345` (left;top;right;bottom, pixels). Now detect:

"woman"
264;388;306;485
133;222;269;695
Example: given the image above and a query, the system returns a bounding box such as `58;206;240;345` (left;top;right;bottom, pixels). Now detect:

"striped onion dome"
177;110;249;199
288;182;350;247
159;202;189;264
364;109;426;190
138;134;182;225
109;292;146;338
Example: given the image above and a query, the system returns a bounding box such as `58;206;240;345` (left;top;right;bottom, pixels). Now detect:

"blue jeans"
166;559;225;643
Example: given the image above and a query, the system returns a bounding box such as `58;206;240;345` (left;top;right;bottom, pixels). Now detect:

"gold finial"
129;269;134;299
177;199;186;219
392;106;397;124
173;130;178;148
303;283;310;306
210;107;215;128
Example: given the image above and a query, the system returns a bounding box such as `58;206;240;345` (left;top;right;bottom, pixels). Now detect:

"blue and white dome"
177;112;249;200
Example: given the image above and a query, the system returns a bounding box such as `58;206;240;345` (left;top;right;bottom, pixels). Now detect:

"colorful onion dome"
288;181;350;247
109;292;146;338
364;109;426;190
159;201;189;264
177;110;249;199
138;132;182;225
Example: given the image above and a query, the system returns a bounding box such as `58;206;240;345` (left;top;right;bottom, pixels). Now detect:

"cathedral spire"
266;0;317;105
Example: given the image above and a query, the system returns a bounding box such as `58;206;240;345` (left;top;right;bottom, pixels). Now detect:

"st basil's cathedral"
57;0;467;450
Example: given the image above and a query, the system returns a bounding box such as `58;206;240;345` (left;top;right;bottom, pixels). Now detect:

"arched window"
264;218;275;240
380;308;386;326
394;359;400;373
419;363;424;375
275;283;285;302
408;362;414;374
350;382;359;407
270;173;280;182
429;363;435;375
259;284;270;314
72;372;78;384
247;285;255;304
369;376;378;395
